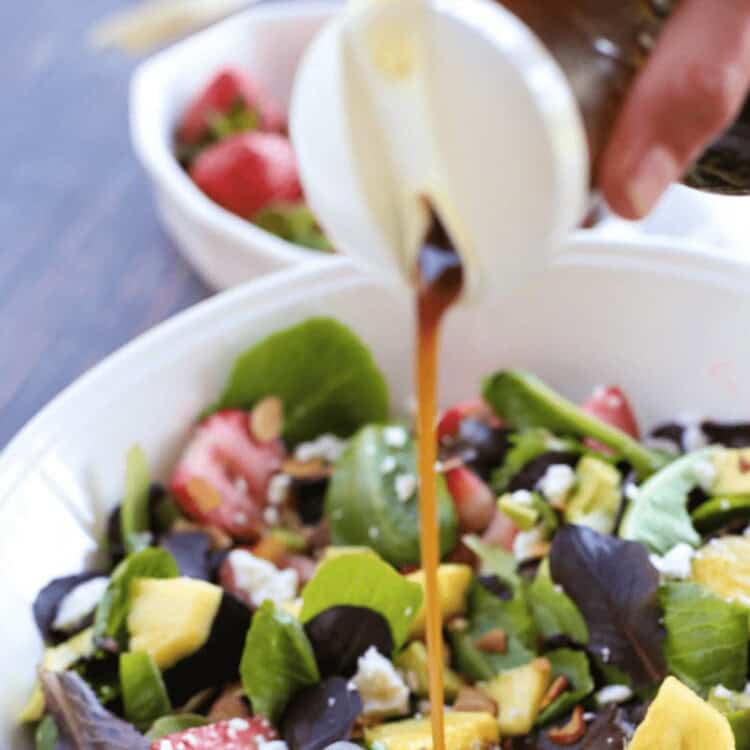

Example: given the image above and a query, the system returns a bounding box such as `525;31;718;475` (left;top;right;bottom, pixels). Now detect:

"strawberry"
437;398;497;442
149;716;276;750
170;409;285;541
581;385;640;439
445;466;497;533
481;509;519;552
177;67;285;146
190;132;303;219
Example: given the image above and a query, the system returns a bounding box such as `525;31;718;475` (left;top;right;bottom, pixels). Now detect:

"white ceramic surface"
130;1;341;291
291;0;588;302
3;237;750;747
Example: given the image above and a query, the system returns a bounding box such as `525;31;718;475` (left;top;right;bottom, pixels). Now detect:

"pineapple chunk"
128;577;222;669
364;711;499;749
692;536;750;607
478;658;552;736
321;546;379;562
629;677;735;750
393;641;464;701
18;627;95;722
406;564;473;637
713;449;750;496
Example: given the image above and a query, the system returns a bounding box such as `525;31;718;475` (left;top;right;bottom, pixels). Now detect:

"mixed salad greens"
22;317;750;749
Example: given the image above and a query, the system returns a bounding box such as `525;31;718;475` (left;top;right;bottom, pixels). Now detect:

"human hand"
599;0;750;219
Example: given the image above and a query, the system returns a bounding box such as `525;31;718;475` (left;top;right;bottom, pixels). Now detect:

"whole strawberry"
177;67;285;147
190;132;303;219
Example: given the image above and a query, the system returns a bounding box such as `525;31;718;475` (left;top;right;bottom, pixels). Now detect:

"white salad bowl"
2;236;750;747
130;1;341;291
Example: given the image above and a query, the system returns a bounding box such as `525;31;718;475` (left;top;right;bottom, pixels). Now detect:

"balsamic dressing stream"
415;211;463;750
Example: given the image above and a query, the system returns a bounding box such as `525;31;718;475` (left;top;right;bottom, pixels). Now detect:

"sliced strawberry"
581;385;640;439
150;716;276;750
178;67;285;146
190;132;303;219
437;399;497;442
481;509;519;553
170;409;285;541
445;466;496;533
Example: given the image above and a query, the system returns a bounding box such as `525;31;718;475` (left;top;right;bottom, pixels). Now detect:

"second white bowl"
130;1;340;290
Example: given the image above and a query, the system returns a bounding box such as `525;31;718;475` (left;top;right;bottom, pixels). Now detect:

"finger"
599;0;750;219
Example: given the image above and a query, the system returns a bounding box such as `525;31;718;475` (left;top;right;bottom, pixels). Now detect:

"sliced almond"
250;396;283;443
474;628;507;654
282;458;331;480
186;477;222;512
540;675;570;711
453;686;499;717
546;705;587;745
252;535;288;566
529;541;552;559
207;683;249;722
203;525;233;550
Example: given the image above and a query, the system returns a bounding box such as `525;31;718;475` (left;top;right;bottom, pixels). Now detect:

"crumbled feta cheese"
394;473;417;502
263;506;280;526
600;647;611;663
510;489;534;506
380;455;397;474
649;543;695;580
595;685;634;706
682;422;708;452
267;473;291;506
512;527;545;562
294;434;346;463
52;577;109;632
383;426;408;448
713;684;735;700
624;482;640;502
536;464;575;503
227;550;298;608
369;526;381;540
692;458;717;492
257;742;289;750
352;646;410;718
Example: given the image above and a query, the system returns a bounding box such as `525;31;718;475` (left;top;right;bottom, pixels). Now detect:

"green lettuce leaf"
462;534;520;592
482;370;666;478
254;204;334;253
620;449;717;554
661;582;749;694
120;445;151;555
527;560;588;645
536;649;594;725
300;553;422;650
708;686;750;750
94;548;178;644
240;601;320;723
215;318;389;445
35;715;58;750
449;581;536;681
491;429;558;493
326;425;457;566
146;714;208;740
119;652;171;730
692;495;750;533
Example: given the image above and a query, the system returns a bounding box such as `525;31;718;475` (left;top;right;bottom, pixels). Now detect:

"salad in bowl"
18;313;750;750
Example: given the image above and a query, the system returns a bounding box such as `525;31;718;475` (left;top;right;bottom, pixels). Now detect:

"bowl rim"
129;0;342;266
3;236;750;507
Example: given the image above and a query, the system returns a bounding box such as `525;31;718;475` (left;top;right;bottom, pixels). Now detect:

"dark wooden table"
0;0;211;447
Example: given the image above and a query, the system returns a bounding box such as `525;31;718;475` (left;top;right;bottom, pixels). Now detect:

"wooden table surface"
0;0;212;447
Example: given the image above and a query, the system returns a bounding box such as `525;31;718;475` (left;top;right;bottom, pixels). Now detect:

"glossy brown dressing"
415;213;463;750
